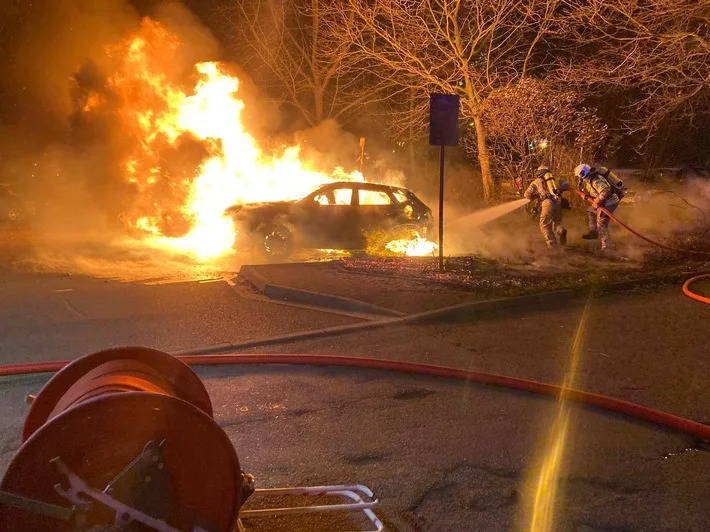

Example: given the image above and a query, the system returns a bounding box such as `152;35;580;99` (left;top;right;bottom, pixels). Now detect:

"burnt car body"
225;182;433;259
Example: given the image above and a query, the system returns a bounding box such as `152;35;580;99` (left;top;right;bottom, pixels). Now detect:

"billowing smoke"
0;1;250;278
623;176;710;239
288;119;408;188
1;1;139;138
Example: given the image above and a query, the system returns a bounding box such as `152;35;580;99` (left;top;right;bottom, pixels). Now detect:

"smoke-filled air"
1;3;436;281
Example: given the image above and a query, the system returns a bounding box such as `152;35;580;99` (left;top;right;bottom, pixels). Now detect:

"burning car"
225;182;433;259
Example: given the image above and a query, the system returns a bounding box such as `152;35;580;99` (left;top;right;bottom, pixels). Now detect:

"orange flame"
99;19;363;260
385;232;438;256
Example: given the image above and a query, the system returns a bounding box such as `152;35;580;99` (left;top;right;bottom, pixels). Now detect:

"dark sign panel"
429;94;460;147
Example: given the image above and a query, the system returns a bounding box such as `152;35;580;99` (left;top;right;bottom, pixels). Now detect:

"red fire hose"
682;274;710;305
1;354;708;441
575;190;710;304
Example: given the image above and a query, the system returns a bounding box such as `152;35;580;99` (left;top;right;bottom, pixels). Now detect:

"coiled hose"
0;354;709;442
575;190;710;304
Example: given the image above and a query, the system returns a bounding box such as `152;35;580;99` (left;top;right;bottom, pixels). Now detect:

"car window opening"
333;189;352;205
360;190;392;205
392;190;408;203
313;189;352;206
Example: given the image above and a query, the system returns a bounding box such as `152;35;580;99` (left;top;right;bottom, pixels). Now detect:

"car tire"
255;224;296;261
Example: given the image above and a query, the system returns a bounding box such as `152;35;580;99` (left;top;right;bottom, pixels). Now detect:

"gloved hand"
583;193;592;202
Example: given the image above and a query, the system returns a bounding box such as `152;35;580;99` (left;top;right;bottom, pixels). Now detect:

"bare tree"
464;78;610;189
325;0;573;201
561;0;710;134
216;0;394;127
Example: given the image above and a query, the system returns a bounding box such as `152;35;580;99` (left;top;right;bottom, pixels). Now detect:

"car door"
298;186;357;249
357;187;397;226
352;187;398;247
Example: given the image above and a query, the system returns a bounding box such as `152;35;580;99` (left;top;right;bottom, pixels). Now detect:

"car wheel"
256;224;295;261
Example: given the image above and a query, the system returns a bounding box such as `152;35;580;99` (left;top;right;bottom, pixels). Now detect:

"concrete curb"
238;265;406;318
174;269;707;355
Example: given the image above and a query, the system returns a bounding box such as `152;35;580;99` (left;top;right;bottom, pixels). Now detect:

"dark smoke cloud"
1;1;140;138
152;1;220;74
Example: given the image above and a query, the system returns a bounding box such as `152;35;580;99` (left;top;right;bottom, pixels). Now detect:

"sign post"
429;93;460;272
359;137;366;174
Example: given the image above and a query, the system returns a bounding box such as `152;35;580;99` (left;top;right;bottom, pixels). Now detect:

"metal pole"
359;137;366;174
438;145;445;272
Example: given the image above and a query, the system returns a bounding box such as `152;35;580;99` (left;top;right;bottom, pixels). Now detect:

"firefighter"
524;166;569;248
575;164;623;251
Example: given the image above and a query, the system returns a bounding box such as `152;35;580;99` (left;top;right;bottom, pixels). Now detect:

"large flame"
97;19;363;260
385;232;438;256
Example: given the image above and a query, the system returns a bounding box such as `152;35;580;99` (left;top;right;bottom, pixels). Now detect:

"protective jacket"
580;174;619;209
524;171;563;202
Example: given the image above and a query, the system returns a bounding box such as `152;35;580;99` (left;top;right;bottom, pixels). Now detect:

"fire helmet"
536;165;551;178
574;164;591;180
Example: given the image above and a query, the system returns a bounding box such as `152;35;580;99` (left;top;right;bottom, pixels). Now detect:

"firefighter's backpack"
597;167;626;200
541;172;560;198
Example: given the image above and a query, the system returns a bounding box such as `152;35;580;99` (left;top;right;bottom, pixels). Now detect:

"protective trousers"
540;198;564;247
587;202;618;250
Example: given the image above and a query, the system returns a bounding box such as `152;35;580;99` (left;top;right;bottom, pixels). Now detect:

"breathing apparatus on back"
574;164;627;200
596;166;626;200
536;166;561;199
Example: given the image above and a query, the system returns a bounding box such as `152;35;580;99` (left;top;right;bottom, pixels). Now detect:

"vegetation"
215;0;710;200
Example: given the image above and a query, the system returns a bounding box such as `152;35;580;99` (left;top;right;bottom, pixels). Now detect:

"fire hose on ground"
0;196;708;530
0;349;708;531
574;189;710;305
1;353;707;441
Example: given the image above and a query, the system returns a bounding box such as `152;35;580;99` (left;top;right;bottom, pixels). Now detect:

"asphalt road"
0;245;708;530
0;272;360;363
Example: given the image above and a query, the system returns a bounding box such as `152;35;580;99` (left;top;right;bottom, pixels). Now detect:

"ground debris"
340;251;710;297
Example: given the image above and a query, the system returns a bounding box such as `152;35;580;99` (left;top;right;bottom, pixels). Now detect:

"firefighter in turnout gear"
575;164;623;251
524;166;569;248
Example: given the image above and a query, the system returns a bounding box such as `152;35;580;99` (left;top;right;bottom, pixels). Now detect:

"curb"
175;269;708;354
238;265;405;318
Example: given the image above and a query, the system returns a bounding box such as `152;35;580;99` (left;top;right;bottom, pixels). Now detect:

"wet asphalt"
0;260;708;530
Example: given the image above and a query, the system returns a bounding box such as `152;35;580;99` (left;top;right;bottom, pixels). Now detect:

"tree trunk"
473;115;495;202
313;87;324;124
409;88;415;177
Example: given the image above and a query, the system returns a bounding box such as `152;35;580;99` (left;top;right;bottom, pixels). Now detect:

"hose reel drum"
0;346;252;531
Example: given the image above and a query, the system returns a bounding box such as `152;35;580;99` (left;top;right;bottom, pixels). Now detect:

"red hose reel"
0;346;252;531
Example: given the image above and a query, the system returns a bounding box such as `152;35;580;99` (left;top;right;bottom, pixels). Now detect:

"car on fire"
225;182;433;260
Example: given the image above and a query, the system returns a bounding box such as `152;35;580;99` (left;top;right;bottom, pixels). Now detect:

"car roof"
316;181;410;193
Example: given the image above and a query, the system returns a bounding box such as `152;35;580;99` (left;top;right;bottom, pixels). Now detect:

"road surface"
0;243;708;530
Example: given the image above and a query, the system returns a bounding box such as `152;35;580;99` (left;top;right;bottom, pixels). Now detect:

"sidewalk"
244;262;480;314
239;255;710;316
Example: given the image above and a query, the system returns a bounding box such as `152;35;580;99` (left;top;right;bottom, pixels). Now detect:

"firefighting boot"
559;229;568;246
581;230;599;240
